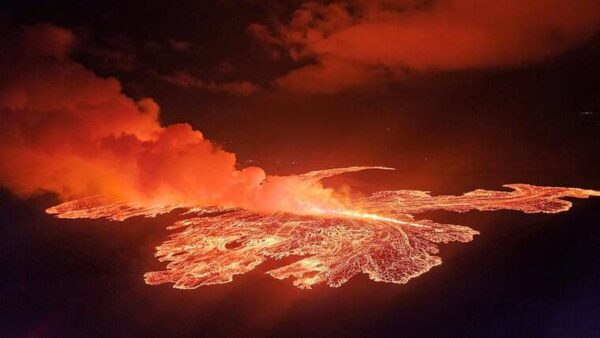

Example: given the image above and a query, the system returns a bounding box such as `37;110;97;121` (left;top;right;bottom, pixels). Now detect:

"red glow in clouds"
250;0;600;93
1;22;599;289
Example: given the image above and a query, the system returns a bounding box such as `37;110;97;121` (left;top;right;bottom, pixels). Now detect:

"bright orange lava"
46;168;600;289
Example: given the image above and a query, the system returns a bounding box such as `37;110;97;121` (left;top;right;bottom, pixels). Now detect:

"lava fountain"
46;167;600;289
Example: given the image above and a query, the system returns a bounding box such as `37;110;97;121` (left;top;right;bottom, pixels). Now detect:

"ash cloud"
250;0;600;94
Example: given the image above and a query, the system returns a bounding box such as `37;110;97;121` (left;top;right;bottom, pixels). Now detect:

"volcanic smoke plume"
1;23;599;289
0;23;345;214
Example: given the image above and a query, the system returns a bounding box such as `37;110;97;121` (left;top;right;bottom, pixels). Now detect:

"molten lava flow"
46;167;600;289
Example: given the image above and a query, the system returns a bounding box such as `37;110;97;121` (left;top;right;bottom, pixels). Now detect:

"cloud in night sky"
250;0;600;94
158;70;261;96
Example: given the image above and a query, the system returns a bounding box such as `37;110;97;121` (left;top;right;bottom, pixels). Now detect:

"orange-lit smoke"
250;0;600;93
0;23;346;213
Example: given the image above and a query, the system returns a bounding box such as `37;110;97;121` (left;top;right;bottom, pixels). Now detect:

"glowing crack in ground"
46;168;600;289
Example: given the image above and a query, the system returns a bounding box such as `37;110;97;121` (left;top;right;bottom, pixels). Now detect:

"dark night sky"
1;1;600;337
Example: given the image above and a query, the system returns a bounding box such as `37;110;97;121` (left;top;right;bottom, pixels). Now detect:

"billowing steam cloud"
250;0;600;93
0;23;344;213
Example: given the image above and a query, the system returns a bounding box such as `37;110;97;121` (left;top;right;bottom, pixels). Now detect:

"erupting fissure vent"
46;168;600;289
